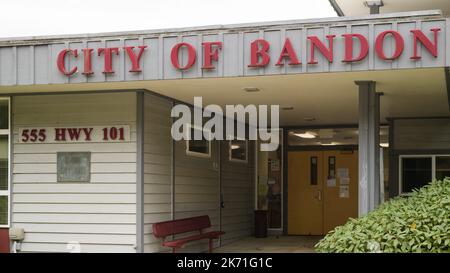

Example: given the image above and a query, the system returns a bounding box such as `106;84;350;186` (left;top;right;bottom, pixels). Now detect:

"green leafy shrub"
315;178;450;253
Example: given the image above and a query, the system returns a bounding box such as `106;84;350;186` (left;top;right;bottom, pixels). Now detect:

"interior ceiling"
333;0;450;16
288;127;390;146
142;68;449;126
1;68;448;127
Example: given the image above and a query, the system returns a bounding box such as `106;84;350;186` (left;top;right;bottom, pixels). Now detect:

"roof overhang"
329;0;450;17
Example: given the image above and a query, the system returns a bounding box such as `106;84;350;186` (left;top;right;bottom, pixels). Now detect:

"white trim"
185;124;212;158
254;140;258;210
398;154;450;195
229;140;248;163
0;96;10;228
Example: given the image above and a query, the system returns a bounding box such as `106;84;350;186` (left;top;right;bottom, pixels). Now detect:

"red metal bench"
152;215;225;253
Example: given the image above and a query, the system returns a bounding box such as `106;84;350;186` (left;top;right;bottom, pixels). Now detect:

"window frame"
398;154;450;195
0;97;10;228
185;124;211;158
228;140;248;163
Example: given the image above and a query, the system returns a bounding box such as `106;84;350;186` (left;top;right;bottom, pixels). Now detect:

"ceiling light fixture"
242;87;260;92
281;106;294;111
294;131;317;139
321;142;338;146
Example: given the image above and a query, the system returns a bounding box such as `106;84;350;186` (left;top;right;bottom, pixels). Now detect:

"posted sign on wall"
17;125;131;143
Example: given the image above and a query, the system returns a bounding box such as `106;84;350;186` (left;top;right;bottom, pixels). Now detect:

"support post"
356;81;381;216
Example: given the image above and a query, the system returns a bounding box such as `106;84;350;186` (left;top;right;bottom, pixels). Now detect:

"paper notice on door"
337;168;349;179
340;177;350;185
339;185;350;198
327;178;336;187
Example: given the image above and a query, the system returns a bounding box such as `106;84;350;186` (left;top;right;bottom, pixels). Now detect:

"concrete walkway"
216;236;322;253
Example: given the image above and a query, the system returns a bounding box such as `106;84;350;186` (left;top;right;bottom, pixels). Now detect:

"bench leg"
209;239;213;253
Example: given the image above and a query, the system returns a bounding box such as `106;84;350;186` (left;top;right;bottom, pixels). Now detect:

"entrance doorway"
287;150;358;235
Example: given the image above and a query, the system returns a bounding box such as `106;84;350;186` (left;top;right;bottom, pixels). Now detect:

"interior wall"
220;140;255;245
173;139;220;252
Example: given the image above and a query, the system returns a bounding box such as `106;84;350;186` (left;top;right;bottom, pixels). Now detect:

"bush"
315;178;450;253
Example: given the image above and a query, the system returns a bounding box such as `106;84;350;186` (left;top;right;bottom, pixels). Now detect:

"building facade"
0;1;449;252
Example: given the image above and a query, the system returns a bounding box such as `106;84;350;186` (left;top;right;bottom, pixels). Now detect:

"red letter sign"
82;48;94;75
98;47;120;73
202;42;222;69
124;46;147;72
276;38;301;66
410;28;441;60
375;31;404;60
342;34;369;62
57;49;78;76
171;43;197;70
308;35;335;64
248;39;270;67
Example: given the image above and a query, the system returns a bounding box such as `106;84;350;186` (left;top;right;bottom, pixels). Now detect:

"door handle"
316;190;322;201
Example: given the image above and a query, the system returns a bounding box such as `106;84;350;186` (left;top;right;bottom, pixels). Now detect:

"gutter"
329;0;345;17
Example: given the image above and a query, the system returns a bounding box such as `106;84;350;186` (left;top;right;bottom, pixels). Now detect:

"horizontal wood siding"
142;93;173;253
11;92;137;253
393;118;450;150
220;141;255;245
174;139;220;253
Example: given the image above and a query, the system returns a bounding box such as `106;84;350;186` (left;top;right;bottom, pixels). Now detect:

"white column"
356;81;381;216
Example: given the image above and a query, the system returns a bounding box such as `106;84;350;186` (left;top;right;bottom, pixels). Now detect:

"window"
229;140;248;163
57;152;91;183
310;157;318;185
399;155;450;194
186;125;211;157
436;156;450;181
0;98;9;227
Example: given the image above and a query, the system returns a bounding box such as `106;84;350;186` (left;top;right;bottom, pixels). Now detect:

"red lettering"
102;128;108;141
308;35;335;64
410;28;441;60
82;48;94;75
21;129;30;142
98;47;120;73
202;42;222;69
276;38;301;66
29;129;38;142
55;128;66;141
38;129;46;142
57;49;78;76
67;128;82;141
342;34;369;62
83;128;94;141
119;127;125;140
375;31;404;60
171;43;196;70
248;39;270;67
124;46;147;72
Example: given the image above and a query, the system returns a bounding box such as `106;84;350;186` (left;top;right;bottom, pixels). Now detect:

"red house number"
20;126;127;143
102;127;125;141
21;129;47;142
